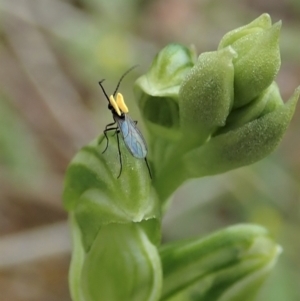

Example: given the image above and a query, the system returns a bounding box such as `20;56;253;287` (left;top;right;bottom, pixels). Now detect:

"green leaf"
63;133;160;250
160;224;281;301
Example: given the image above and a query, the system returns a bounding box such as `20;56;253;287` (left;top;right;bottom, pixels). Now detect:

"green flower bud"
133;16;298;205
219;14;281;108
183;87;299;177
68;214;162;301
63;135;160;250
160;224;281;301
81;222;162;301
63;15;297;301
179;46;236;140
134;43;196;140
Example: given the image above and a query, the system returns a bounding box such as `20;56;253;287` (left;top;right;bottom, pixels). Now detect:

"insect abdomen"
116;115;147;159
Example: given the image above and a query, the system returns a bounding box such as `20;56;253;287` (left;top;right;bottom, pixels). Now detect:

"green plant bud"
178;47;236;139
219;17;281;108
140;43;196;94
218;13;272;49
63;135;160;250
134;43;196;140
183;87;299;177
220;82;283;133
81;222;162;301
160;224;281;301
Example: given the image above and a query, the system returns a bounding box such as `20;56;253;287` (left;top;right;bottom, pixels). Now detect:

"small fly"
98;66;152;179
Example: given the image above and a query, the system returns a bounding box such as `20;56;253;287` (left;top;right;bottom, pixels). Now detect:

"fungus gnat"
98;66;151;179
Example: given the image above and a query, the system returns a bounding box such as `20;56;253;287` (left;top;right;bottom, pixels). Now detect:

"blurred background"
0;0;299;300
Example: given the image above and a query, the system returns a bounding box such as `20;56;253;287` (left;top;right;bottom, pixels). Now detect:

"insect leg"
103;127;118;153
112;128;120;137
102;121;117;153
144;157;152;179
116;132;123;178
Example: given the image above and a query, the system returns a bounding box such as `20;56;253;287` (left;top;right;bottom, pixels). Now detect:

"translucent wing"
116;115;147;159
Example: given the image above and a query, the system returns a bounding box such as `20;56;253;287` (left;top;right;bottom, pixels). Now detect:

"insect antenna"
98;80;110;103
113;65;138;97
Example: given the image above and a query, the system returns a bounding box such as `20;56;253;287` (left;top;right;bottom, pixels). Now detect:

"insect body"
99;67;151;178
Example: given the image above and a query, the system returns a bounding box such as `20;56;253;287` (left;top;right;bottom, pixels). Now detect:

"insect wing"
116;115;147;159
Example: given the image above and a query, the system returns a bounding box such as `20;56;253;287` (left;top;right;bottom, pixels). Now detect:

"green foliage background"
0;1;300;300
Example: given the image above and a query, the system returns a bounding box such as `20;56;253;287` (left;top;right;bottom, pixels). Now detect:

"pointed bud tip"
272;20;282;33
263;21;281;44
275;20;282;27
249;13;272;29
259;13;272;24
